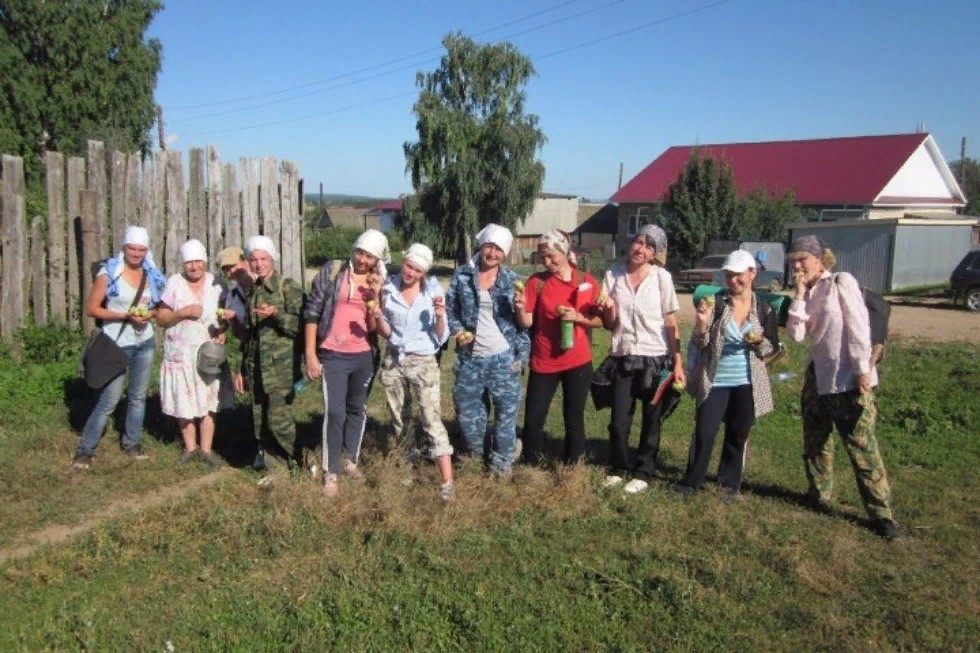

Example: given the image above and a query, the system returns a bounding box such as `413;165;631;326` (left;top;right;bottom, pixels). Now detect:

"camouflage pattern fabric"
801;365;894;521
379;353;453;458
241;271;304;460
453;350;521;474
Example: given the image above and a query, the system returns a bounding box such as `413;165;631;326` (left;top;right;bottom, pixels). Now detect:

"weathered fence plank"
188;148;207;249
240;157;259;244
125;153;141;226
29;216;47;325
149;150;167;257
111;150;127;250
46;152;67;322
1;155;27;338
207;147;223;254
260;157;280;262
280;161;300;282
222;163;241;248
87;140;108;257
165;149;187;273
79;190;99;334
66;157;85;326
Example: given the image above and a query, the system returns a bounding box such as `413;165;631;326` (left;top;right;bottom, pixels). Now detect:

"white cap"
476;224;513;256
722;249;757;273
180;239;207;263
124;225;149;247
402;243;433;272
353;229;390;263
245;235;278;261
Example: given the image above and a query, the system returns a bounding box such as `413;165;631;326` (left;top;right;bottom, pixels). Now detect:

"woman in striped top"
675;249;777;499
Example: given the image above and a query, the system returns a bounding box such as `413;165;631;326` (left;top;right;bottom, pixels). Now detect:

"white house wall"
517;197;580;235
877;141;958;203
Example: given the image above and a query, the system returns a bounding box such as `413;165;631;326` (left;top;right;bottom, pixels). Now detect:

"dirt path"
0;468;233;566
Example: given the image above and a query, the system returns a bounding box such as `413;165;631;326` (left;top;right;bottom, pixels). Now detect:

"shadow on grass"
740;479;869;528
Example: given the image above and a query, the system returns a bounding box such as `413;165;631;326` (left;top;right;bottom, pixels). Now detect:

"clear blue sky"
149;0;980;200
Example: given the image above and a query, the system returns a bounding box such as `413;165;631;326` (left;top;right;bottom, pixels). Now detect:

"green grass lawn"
0;329;977;651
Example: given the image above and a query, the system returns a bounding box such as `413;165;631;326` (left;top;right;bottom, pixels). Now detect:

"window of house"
626;207;654;237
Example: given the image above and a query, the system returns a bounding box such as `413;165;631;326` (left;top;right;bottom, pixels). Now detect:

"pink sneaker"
323;473;339;497
342;460;365;481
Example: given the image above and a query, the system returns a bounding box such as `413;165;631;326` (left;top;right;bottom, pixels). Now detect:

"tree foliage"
948;158;980;215
403;33;546;262
739;186;798;241
662;151;739;269
0;0;162;180
663;152;800;268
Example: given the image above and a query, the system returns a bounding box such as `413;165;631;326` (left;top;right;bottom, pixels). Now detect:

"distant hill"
304;193;389;208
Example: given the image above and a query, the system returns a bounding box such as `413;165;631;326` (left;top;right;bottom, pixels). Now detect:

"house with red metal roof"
611;133;973;292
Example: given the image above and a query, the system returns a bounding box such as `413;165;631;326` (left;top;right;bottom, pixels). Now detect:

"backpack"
835;274;889;368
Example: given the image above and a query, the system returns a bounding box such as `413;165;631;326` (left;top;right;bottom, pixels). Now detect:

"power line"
169;0;590;111
168;0;630;124
179;0;735;138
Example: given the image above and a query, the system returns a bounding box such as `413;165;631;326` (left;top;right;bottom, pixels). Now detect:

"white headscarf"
180;239;207;263
637;224;668;265
124;225;149;247
353;229;390;263
245;235;278;261
538;229;578;267
402;243;433;272
477;224;513;257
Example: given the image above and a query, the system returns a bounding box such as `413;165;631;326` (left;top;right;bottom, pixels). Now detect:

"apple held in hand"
671;379;686;392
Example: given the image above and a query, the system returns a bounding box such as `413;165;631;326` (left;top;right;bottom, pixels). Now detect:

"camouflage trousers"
801;366;894;521
379;352;453;459
248;365;298;462
453;350;522;473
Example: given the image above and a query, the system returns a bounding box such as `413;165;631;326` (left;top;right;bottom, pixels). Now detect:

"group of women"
71;222;900;539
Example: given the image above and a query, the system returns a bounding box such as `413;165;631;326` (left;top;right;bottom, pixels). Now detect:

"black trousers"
681;384;755;491
522;361;593;465
608;362;665;480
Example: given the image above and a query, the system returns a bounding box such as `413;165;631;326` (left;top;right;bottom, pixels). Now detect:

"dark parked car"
949;249;980;312
676;254;785;292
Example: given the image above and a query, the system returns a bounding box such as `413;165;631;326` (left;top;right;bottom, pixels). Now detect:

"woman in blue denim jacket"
446;224;530;477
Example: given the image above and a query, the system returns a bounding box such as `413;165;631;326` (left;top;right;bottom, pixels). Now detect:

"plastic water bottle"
771;371;797;382
293;377;311;393
560;318;575;350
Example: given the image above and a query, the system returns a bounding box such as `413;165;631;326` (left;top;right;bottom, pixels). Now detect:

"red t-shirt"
524;270;600;373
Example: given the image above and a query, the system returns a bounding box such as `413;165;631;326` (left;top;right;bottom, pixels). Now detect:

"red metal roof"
373;199;404;211
611;133;929;205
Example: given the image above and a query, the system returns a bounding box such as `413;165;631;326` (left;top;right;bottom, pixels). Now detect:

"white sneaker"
623;479;649;495
603;475;625;488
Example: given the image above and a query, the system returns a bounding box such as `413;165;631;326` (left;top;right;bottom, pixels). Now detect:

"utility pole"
960;137;968;189
618;162;623;190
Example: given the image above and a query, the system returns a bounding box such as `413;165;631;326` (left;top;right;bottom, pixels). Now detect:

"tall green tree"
0;0;162;181
403;33;546;262
739;187;798;241
949;158;980;215
662;151;739;269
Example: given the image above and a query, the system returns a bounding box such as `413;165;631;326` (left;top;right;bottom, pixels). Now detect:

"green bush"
306;226;406;268
17;323;86;364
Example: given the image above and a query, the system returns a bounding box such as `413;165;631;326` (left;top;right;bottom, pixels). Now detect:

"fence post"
66;157;86;326
1;155;26;340
30;216;48;325
79;190;99;334
87;140;107;257
46;152;67;323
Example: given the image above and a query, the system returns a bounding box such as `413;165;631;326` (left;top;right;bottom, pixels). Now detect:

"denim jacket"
446;261;530;366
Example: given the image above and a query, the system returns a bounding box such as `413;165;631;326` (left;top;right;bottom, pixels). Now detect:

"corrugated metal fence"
0;141;303;339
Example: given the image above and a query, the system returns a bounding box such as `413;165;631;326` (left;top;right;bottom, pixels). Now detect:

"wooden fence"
0;141;303;338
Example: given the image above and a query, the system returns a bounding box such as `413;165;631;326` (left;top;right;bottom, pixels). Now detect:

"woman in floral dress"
156;239;226;467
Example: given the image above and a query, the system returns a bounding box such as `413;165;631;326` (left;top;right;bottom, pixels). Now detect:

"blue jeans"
453;350;521;473
78;338;155;455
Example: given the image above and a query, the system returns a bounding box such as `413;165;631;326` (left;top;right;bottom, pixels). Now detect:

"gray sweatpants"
319;349;375;474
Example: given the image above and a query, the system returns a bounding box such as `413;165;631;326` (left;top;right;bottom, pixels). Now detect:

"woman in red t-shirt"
515;230;602;464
